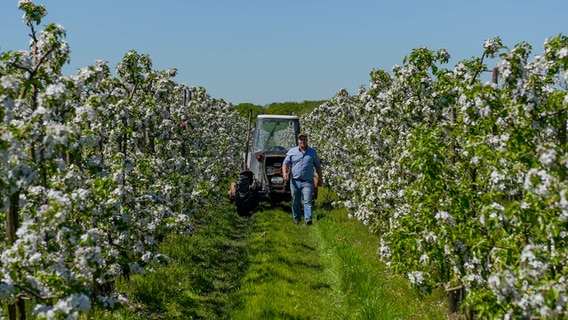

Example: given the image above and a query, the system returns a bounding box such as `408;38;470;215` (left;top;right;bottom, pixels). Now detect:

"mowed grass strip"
233;189;448;320
231;205;336;320
90;189;449;319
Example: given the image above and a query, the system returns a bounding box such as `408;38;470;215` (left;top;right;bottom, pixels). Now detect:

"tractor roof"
257;115;299;120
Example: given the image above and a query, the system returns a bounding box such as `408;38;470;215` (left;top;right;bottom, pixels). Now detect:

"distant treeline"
234;100;327;119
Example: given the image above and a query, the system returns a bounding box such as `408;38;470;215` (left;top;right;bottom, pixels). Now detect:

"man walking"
282;132;323;225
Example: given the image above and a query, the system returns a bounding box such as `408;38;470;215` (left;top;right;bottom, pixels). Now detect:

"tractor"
228;113;317;215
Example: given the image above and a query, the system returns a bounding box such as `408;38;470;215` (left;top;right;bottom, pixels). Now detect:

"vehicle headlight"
270;176;284;184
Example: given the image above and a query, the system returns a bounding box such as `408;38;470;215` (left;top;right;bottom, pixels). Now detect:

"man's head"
298;132;308;149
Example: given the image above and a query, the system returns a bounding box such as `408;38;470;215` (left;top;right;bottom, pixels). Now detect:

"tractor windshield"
253;118;300;152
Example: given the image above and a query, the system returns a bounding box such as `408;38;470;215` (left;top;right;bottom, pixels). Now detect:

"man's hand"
316;167;323;187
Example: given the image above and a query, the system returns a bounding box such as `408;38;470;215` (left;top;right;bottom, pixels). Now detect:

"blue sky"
1;1;566;106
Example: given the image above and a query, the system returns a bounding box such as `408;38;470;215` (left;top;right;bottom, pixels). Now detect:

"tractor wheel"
235;175;251;216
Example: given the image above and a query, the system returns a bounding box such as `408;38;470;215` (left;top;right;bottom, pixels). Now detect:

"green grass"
231;189;448;320
231;206;334;319
90;204;251;319
312;190;448;319
88;189;449;319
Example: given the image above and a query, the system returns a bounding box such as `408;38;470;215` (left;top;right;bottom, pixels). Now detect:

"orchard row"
1;2;247;318
303;35;568;318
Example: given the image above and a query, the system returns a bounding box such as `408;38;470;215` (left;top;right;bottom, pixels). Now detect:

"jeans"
290;179;314;222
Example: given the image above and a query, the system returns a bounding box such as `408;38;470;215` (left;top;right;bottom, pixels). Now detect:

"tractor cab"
228;114;301;215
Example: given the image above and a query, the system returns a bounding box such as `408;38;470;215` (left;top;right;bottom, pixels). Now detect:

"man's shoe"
305;220;313;226
294;220;300;225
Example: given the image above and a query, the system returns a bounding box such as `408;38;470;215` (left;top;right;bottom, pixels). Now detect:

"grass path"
232;206;337;319
232;202;448;320
95;190;449;319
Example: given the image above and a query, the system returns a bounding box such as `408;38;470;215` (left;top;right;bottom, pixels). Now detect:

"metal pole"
243;109;252;171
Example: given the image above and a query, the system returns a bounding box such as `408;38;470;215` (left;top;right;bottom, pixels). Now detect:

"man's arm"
316;166;323;186
283;152;292;181
282;164;289;181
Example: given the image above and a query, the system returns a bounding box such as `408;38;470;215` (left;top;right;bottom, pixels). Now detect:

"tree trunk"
7;190;24;320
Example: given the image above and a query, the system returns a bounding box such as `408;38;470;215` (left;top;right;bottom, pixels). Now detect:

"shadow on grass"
259;310;313;320
119;203;253;319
